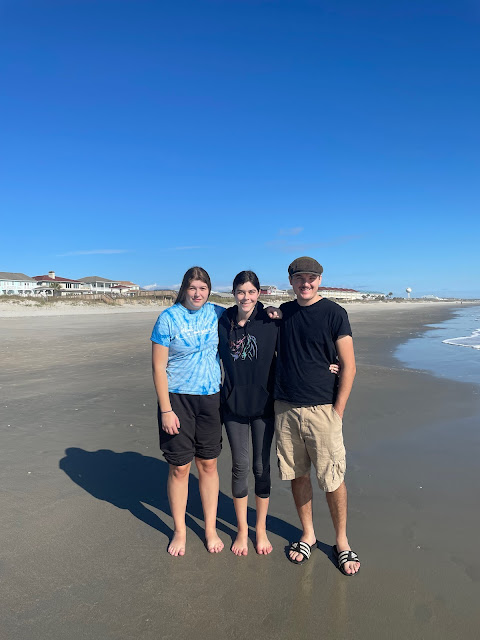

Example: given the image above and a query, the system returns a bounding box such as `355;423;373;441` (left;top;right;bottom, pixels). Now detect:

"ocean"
395;305;480;386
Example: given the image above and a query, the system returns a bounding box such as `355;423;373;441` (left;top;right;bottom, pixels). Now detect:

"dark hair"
175;267;212;304
232;270;260;293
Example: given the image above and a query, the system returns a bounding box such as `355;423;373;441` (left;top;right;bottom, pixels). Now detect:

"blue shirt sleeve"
150;311;172;346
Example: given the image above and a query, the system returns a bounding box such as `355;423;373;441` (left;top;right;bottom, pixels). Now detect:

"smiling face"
183;279;210;311
289;272;322;306
234;281;260;317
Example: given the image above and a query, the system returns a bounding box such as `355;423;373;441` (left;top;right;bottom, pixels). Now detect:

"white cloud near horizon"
212;285;232;292
142;283;181;290
57;249;131;257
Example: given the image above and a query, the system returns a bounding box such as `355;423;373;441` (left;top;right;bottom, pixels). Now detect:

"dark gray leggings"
224;416;274;499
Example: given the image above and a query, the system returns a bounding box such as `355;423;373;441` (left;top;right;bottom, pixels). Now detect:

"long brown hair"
175;266;212;305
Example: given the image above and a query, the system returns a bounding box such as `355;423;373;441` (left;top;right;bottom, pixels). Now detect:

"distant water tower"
406;287;412;299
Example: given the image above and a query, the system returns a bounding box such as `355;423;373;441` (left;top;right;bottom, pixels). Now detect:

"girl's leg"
167;462;191;556
251;417;275;554
225;418;250;555
195;457;224;553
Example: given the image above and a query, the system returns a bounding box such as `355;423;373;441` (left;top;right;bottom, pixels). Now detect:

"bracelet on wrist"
161;410;173;414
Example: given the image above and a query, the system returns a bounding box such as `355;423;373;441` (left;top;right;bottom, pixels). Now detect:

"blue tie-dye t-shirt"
151;302;225;395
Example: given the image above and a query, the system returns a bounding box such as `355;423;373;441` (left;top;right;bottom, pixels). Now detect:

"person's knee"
252;459;269;480
326;480;346;496
169;463;190;480
195;457;217;474
233;459;249;478
292;473;310;487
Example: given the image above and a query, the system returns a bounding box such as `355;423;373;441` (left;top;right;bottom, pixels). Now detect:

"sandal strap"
338;550;360;565
290;541;312;559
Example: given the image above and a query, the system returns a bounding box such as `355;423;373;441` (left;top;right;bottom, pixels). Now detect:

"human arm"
333;335;356;418
152;342;181;435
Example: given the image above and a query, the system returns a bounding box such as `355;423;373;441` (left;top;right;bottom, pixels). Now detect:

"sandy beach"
1;302;480;639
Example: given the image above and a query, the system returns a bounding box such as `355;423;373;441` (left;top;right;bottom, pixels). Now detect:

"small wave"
443;328;480;350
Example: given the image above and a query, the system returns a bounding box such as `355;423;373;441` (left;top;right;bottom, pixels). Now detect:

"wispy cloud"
267;234;363;253
57;249;131;257
278;227;303;236
142;283;159;290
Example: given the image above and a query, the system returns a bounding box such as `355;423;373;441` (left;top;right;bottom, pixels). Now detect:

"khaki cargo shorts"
274;400;346;492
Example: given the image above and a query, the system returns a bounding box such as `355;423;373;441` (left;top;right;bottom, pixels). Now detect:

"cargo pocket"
330;445;346;490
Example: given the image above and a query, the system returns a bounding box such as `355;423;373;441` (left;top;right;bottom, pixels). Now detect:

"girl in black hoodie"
218;271;279;556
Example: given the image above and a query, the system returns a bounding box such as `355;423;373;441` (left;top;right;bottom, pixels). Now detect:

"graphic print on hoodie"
230;329;258;361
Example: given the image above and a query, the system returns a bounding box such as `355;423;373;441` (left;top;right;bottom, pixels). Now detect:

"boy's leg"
290;474;317;562
326;482;360;574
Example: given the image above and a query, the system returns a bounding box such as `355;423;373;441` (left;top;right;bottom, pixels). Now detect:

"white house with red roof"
118;280;140;291
34;271;92;296
259;285;289;296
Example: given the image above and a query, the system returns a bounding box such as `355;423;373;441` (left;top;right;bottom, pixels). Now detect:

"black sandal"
288;541;316;565
333;545;361;576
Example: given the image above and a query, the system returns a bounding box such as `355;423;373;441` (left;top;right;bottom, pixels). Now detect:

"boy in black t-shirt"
274;256;361;576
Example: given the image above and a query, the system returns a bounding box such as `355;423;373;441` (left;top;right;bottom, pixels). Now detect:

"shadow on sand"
59;448;319;554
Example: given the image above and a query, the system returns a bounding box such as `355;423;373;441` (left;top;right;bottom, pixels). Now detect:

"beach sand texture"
1;303;479;640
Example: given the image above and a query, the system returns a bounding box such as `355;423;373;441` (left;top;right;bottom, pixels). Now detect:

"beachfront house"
80;276;140;296
33;271;92;296
259;285;289;297
0;272;38;296
79;275;122;292
118;280;140;291
318;287;385;301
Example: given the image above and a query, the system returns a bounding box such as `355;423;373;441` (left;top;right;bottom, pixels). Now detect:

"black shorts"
158;392;222;466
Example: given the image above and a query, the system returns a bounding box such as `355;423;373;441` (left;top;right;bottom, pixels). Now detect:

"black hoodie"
218;302;279;419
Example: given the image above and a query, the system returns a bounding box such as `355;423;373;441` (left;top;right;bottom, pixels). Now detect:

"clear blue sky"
1;0;479;297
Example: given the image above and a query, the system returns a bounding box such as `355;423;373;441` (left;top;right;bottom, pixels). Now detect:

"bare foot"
289;534;316;563
255;530;273;555
168;531;186;557
231;531;249;556
205;531;224;553
335;538;360;575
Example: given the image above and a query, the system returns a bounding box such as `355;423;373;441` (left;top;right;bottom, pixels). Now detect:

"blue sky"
1;0;479;297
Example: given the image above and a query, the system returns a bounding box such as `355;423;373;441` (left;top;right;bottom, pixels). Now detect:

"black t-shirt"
274;298;352;406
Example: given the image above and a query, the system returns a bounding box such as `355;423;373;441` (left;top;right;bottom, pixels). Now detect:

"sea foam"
443;328;480;350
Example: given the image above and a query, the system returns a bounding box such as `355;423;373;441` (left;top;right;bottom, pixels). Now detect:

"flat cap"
288;256;323;277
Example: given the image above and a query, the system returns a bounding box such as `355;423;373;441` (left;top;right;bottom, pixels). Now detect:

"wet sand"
1;304;480;639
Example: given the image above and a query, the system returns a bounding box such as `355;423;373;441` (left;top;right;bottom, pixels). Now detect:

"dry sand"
1;302;479;639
